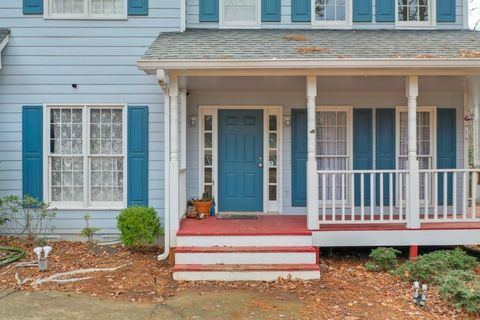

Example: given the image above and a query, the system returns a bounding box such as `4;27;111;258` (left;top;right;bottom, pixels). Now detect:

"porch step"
175;246;317;264
176;235;313;247
172;264;321;281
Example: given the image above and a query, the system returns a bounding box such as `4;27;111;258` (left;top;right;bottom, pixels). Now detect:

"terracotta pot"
192;200;212;216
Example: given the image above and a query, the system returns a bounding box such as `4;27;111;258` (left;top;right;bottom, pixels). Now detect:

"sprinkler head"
43;246;52;259
33;247;43;261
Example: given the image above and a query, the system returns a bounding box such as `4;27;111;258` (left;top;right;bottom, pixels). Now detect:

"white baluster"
341;173;346;221
389;172;393;220
434;171;438;220
452;172;457;219
463;171;468;220
351;173;355;221
424;172;429;220
360;173;365;221
322;173;326;222
472;171;478;220
332;173;336;221
370;173;374;221
399;173;403;220
443;172;448;220
380;173;384;221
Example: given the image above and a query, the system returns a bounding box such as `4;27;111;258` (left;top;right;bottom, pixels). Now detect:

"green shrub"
80;214;101;244
365;247;401;272
436;270;480;313
396;248;478;282
117;206;162;249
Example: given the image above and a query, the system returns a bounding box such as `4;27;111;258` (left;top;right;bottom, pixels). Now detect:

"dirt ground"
0;236;477;319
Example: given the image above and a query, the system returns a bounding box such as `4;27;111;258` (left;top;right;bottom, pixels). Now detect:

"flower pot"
192;200;212;216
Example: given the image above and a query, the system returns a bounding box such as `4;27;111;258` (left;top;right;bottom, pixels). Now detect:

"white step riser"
176;235;312;247
175;252;316;265
173;270;321;281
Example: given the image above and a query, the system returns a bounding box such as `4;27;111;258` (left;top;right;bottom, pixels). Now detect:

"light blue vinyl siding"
0;0;180;236
187;0;465;29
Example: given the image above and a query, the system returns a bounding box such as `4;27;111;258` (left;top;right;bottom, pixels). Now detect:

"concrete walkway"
0;289;304;320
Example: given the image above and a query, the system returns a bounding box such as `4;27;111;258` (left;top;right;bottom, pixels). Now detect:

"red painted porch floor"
177;215;480;235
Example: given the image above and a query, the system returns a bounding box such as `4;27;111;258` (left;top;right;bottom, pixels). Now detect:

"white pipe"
157;87;171;261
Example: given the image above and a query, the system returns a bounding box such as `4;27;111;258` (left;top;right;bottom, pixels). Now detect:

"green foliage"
116;206;162;249
0;195;56;242
80;214;101;244
396;248;478;282
436;270;480;313
365;247;401;272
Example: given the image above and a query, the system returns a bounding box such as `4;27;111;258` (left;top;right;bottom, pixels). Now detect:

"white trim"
43;103;127;210
180;0;186;32
311;0;353;29
463;0;469;30
43;0;128;20
198;105;283;213
138;59;480;73
219;0;261;28
395;0;436;29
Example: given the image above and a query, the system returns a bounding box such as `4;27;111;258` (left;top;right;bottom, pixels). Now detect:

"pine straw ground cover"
0;236;476;319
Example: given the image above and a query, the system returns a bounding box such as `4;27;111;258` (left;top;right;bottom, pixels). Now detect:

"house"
1;0;480;281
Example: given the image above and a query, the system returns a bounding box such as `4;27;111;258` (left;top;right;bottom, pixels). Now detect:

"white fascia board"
0;34;10;69
138;58;480;72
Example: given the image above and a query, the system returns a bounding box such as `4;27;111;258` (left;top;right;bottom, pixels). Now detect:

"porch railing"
317;168;480;226
419;169;480;222
317;170;409;224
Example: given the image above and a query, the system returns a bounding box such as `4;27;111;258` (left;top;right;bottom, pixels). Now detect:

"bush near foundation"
365;247;401;272
117;206;162;250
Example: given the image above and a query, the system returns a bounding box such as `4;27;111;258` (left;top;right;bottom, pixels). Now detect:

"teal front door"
218;110;263;212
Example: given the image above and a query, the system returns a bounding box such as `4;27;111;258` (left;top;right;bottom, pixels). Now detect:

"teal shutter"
23;0;43;14
128;0;148;16
353;109;373;206
437;0;455;22
291;0;310;22
437;109;456;206
375;0;394;22
200;0;219;22
353;0;372;22
22;106;43;200
262;0;281;22
291;110;307;207
375;109;395;205
128;106;149;206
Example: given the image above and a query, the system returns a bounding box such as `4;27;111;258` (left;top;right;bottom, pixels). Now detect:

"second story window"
396;0;434;27
47;0;127;19
220;0;260;27
313;0;351;28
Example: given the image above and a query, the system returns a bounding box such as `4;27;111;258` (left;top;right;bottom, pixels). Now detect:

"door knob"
258;163;263;168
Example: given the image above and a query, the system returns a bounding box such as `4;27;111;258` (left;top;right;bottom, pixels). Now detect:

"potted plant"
192;192;212;218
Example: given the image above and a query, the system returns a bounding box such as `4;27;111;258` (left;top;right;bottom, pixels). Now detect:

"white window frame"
395;106;437;205
219;0;261;28
198;106;283;214
395;0;436;28
44;0;128;20
316;106;354;205
43;104;127;210
311;0;353;29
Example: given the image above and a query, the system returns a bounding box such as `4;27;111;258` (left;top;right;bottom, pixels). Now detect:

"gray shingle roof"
0;29;9;45
141;29;480;61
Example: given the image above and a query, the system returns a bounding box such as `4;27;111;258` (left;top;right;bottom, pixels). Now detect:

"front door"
218;110;263;212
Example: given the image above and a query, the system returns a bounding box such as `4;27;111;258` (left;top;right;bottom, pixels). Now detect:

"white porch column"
169;76;180;236
468;77;480;168
406;76;420;229
306;76;319;230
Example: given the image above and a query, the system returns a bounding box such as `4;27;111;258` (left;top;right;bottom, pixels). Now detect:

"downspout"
157;70;171;261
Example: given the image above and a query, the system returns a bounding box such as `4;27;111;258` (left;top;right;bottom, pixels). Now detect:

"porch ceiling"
138;30;480;74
